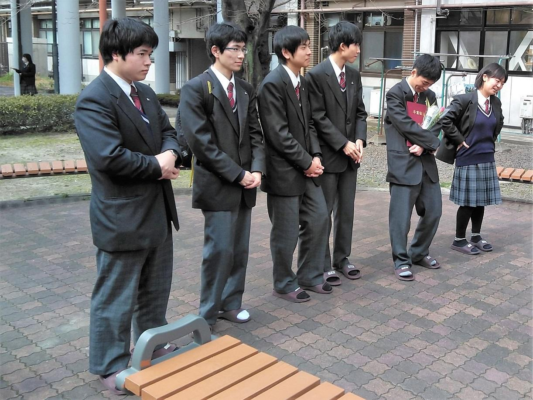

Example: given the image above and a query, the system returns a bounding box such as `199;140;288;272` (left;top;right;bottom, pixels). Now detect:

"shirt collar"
104;66;136;101
210;65;235;94
406;78;416;96
328;55;345;79
477;90;490;107
282;64;301;89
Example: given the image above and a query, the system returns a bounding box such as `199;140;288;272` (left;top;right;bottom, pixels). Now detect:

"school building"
0;0;531;128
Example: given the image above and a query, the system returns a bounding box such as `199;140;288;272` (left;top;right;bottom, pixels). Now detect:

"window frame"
436;7;532;75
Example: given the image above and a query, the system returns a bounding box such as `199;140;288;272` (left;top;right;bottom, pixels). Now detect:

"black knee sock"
455;206;474;244
470;207;485;241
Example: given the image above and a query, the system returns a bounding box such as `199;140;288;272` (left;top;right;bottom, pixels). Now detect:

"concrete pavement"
0;190;531;399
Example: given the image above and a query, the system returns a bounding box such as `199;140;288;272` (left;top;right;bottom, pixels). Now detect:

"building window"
319;11;403;73
436;7;532;73
38;19;53;53
81;18;100;57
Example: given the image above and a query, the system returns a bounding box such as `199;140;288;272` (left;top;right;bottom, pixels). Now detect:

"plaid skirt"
450;162;502;207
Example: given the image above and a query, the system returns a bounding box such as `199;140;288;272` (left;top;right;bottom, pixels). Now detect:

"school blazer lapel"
346;67;356;117
278;66;305;128
235;80;248;140
207;69;239;135
101;73;157;154
135;84;161;151
324;62;347;114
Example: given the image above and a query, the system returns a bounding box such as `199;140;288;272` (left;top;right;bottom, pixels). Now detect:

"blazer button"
346;119;351;124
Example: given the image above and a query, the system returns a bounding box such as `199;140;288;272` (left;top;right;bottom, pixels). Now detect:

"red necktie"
413;92;418;103
485;99;489;114
228;82;235;109
130;85;143;113
339;71;346;91
295;82;300;101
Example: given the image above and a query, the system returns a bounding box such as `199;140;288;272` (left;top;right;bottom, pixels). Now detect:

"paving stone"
491;386;523;400
470;377;501;395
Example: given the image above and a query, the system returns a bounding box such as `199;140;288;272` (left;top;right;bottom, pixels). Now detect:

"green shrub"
156;93;180;106
0;94;78;134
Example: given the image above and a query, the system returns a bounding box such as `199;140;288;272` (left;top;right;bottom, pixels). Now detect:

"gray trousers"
267;179;328;294
199;203;251;325
389;172;442;269
89;227;173;375
321;168;357;272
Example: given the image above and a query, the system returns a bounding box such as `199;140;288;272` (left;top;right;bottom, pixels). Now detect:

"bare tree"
222;0;287;89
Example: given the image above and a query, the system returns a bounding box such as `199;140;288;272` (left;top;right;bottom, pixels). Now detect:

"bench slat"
252;371;320;400
521;170;533;182
39;162;51;174
166;352;278;400
500;167;514;179
27;162;39;175
141;343;258;400
1;164;14;177
76;159;88;172
52;160;63;173
125;336;241;395
13;163;26;176
295;382;345;400
64;160;75;172
210;361;298;400
338;393;366;400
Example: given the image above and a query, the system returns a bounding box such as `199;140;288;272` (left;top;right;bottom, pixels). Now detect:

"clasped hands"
304;157;324;178
156;150;180;180
239;171;262;189
343;139;364;163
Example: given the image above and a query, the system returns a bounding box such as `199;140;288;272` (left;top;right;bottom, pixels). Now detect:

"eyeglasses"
225;47;248;55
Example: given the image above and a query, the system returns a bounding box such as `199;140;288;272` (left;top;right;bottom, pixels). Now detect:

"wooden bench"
116;315;364;400
0;160;88;179
496;166;533;183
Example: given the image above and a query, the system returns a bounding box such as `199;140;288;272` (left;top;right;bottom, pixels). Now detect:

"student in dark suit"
74;18;182;394
12;53;37;95
307;22;367;285
180;22;265;326
437;63;506;255
384;54;443;281
258;26;330;303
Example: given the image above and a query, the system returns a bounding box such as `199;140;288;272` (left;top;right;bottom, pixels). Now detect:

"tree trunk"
222;0;277;90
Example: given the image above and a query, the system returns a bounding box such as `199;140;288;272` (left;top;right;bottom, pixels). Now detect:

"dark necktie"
413;92;418;103
485;99;489;114
339;71;346;92
228;82;235;110
295;82;300;101
130;85;144;113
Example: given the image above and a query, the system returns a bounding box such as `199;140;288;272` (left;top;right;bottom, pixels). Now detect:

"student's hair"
22;53;33;64
475;63;508;89
206;22;247;63
328;21;362;52
412;54;442;82
99;17;158;65
273;25;310;65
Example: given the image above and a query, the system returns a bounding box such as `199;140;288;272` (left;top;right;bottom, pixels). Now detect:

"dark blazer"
384;79;441;185
258;65;321;196
436;91;503;165
307;59;367;173
74;70;181;252
19;63;36;86
180;69;265;211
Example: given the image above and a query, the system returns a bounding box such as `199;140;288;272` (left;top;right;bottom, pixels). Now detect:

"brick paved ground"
0;190;531;399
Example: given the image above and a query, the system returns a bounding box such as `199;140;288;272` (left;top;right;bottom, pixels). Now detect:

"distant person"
179;22;265;327
13;53;37;95
384;54;443;281
258;26;331;303
437;63;506;255
307;21;367;285
74;17;182;395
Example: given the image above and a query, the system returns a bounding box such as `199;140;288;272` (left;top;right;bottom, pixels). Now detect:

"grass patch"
0;73;55;90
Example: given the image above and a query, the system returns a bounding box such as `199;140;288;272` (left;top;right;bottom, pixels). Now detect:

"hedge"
0;94;78;134
0;92;180;135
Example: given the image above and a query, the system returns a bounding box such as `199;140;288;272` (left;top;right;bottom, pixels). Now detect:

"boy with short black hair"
384;54;443;281
180;22;265;326
75;17;181;394
258;25;330;303
307;21;367;286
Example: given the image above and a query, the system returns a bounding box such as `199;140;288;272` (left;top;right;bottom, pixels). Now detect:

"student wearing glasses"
180;22;265;327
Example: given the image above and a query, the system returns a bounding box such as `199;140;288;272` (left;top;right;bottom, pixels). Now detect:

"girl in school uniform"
437;63;507;255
